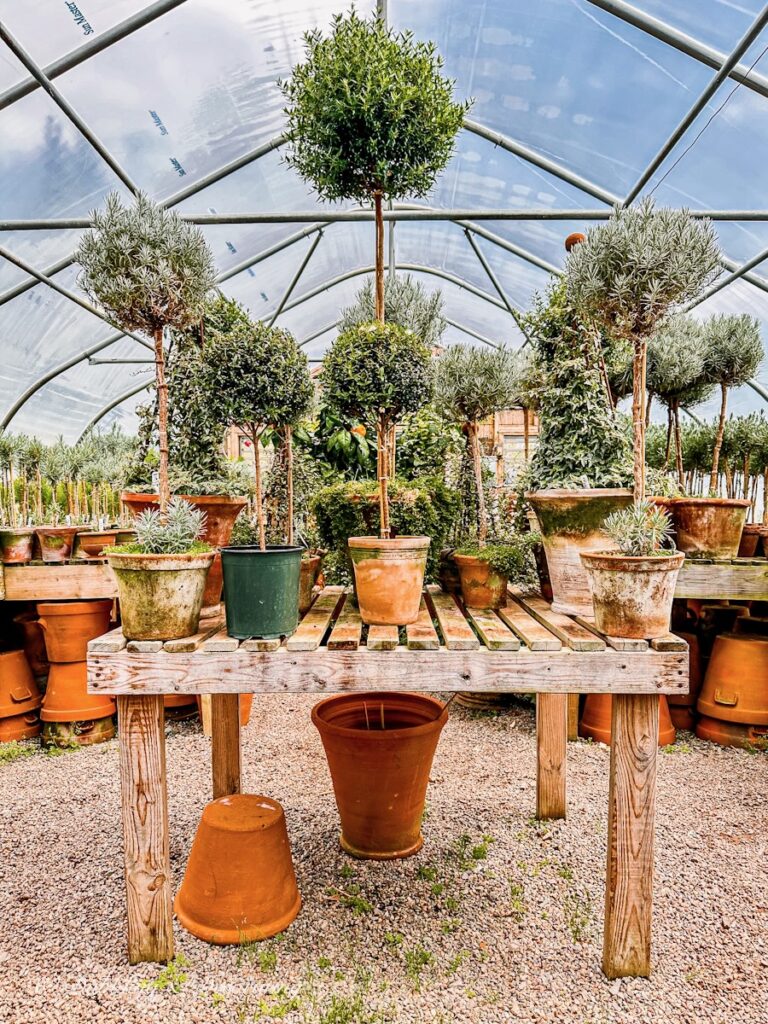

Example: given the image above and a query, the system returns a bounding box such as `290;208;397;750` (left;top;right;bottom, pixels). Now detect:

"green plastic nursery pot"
221;545;302;640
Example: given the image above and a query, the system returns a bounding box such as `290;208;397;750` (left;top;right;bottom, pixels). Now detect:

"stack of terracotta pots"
37;600;116;747
0;649;43;742
696;633;768;748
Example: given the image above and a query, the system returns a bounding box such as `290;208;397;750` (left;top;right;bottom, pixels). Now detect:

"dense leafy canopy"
433;343;520;424
703;314;764;389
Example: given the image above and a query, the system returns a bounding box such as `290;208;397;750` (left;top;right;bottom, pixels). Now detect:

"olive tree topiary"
338;274;447;348
701;313;764;494
203;322;313;550
280;11;468;322
321;321;432;538
565;198;721;501
75;192;216;510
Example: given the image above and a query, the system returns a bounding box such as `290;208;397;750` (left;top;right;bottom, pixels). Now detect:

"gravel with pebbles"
0;696;766;1024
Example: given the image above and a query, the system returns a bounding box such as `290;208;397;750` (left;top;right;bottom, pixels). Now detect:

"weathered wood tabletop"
0;558;118;602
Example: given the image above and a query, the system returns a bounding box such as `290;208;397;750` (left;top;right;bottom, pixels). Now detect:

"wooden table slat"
573;616;649;652
201;628;240;653
163;621;222;653
406;599;440;650
88;627;126;653
510;590;606;651
327;601;363;651
497;602;562;651
286;587;345;652
367;625;399;651
425;586;479;650
650;633;688;652
126;638;164;653
464;607;520;650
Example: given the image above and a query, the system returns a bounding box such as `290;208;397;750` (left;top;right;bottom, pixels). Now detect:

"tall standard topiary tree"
565;198;721;501
280;11;468;322
338;275;447;348
701;313;764;494
75;192;216;510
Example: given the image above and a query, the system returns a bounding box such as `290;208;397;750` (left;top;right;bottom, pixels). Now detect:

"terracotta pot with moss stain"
0;527;35;563
107;550;215;640
76;530;118;558
695;716;768;749
526;489;633;617
669;497;749;559
312;691;448;859
36;600;112;662
580;550;684;639
0;650;41;718
121;492;247;616
453;554;507;609
175;794;301;944
299;553;323;616
36;525;80;562
0;711;41;742
348;536;430;625
41;661;115;722
579;694;676;746
697;633;768;724
737;524;763;558
41;716;115;748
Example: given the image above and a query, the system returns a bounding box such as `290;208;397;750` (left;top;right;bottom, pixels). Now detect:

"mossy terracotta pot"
669;497;749;559
0;711;41;742
697;633;768;724
527;489;633;617
76;530;118;558
695;716;768;749
41;716;115;748
121;492;247;616
36;599;112;662
175;794;301;944
348;536;430;625
41;661;116;722
107;550;214;641
580;550;685;639
0;527;35;563
36;526;80;562
312;691;448;859
453;554;507;609
13;612;49;677
221;546;302;640
299;554;323;616
579;694;676;746
0;650;41;717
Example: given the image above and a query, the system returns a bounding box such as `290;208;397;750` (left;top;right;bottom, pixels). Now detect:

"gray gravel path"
0;696;766;1024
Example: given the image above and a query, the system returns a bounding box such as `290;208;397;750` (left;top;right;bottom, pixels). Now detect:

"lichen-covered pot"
670;497;749;559
453;554;507;609
527;489;633;617
76;530;118;558
348;536;429;625
580;550;685;639
107;550;215;640
36;526;80;562
0;527;35;564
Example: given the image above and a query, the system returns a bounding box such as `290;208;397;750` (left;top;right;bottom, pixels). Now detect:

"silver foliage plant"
133;498;206;555
338;275;447;349
604;499;675;558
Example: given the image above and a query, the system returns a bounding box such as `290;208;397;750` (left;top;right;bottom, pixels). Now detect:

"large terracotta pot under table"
121;492;246;617
41;661;116;723
36;599;113;662
579;693;676;746
0;711;41;742
695;716;768;749
670;497;749;559
697;633;768;725
0;650;41;718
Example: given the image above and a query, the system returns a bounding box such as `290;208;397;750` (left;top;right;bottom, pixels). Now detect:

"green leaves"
339;275;447;348
130;498;207;554
433;344;521;424
702;313;764;389
604;500;675;557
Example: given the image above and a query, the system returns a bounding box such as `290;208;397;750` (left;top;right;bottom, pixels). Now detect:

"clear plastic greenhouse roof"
1;0;768;441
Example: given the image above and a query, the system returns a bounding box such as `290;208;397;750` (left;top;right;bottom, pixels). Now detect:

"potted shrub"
205;320;313;639
107;499;214;640
321;321;433;624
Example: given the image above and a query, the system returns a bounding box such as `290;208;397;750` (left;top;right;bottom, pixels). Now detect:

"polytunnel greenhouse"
0;2;766;1023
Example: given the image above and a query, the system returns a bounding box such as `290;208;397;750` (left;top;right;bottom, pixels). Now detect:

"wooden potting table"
87;585;688;980
0;558;118;602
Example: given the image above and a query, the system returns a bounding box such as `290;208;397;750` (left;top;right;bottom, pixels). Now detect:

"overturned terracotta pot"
36;600;112;662
580;550;684;639
453;554;507;609
695;715;768;749
36;526;80;562
579;693;676;746
697;633;768;724
670;497;749;559
0;527;35;564
0;711;41;742
41;661;115;723
348;536;429;625
0;650;41;718
41;716;115;748
175;794;301;944
13;612;49;678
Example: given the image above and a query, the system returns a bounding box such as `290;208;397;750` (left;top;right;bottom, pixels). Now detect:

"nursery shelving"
674;555;768;600
0;558;118;602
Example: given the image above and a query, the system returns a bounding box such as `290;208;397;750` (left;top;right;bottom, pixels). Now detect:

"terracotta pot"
669;704;696;732
438;549;462;595
164;694;199;720
0;711;41;742
107;549;215;640
41;716;115;747
175;794;301;944
312;691;447;859
0;527;35;564
697;633;768;724
455;692;511;710
115;529;137;545
737;524;762;558
579;693;676;746
76;530;118;558
299;554;323;616
0;650;41;718
121;492;247;617
240;694;253;727
36;526;80;562
13;612;49;677
453;554;507;609
580;550;685;639
527;489;633;616
734;616;768;637
36;600;112;662
41;661;116;722
348;536;430;626
670;497;749;559
695;715;768;749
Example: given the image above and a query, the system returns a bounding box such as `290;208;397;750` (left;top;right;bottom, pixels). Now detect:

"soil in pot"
107;550;215;641
221;546;302;640
670;497;749;559
312;691;448;859
299;553;323;617
453;554;507;609
527;489;633;617
579;694;676;746
36;526;80;562
0;527;35;564
581;550;685;639
36;600;112;662
348;537;429;626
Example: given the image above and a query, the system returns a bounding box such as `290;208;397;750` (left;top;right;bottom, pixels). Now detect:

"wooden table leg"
567;693;580;741
536;693;567;820
211;693;242;799
117;695;174;964
603;693;658;979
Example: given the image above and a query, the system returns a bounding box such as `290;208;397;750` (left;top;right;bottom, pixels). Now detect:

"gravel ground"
0;696;766;1024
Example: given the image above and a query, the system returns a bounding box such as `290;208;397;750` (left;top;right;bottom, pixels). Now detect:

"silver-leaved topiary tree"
75;192;216;510
338;274;447;349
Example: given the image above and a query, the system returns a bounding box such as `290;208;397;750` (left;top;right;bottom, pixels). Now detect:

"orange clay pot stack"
696;633;768;748
579;694;676;747
36;600;115;747
0;649;43;742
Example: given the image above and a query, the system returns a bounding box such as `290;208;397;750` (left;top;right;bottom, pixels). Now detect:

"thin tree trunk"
645;390;652;428
8;461;16;528
154;326;170;512
377;416;390;540
709;382;728;496
36;468;42;522
469;421;487;545
631;339;646;502
523;407;530;461
673;402;684;489
723;459;733;499
285;425;294;547
374;190;385;323
251;425;266;551
663;406;673;470
743;456;750;502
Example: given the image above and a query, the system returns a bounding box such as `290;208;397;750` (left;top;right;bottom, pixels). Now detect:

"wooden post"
567;692;580;741
603;693;659;979
536;693;567;819
199;694;213;737
117;695;174;964
211;693;242;799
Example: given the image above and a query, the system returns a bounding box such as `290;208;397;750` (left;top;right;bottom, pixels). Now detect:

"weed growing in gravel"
663;742;692;754
416;864;438;881
441;917;462;934
236;934;278;972
257;986;302;1018
318;956;333;970
209;992;225;1007
509;882;526;922
450;833;495;870
564;891;593;942
443;895;460;912
339;862;356;880
139;954;190;993
446;949;471;974
404;946;434;990
0;741;35;764
556;863;574;881
384;931;403;949
44;740;80;757
327;883;373;915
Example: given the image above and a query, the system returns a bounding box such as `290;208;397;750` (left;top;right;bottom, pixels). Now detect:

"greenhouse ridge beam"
586;0;768;101
0;0;189;111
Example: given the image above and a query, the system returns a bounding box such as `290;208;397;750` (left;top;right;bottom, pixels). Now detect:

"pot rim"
78;530;118;538
36;598;113;616
348;535;430;550
220;544;303;555
107;550;215;570
120;490;248;505
669;497;750;508
526;488;633;500
581;550;685;570
36;525;81;534
0;526;36;536
311;691;447;739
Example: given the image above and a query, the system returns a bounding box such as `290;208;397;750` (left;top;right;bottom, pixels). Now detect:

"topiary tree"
281;11;468;322
321;321;432;538
203;322;313;550
433;344;519;545
565;198;721;502
75;192;216;510
339;274;447;348
701;313;764;494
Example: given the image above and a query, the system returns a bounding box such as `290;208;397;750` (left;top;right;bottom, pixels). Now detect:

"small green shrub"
112;498;208;555
455;534;539;586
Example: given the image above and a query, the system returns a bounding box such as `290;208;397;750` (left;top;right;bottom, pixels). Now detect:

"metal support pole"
268;230;324;326
88;359;155;365
463;230;534;344
444;317;502;349
686;241;768;309
299;322;338;348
